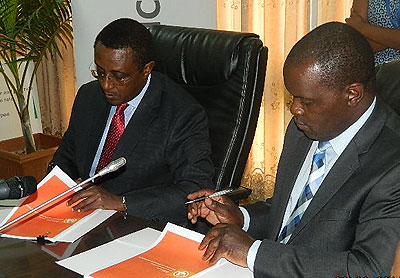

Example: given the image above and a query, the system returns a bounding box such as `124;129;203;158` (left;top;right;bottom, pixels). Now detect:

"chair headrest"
149;25;260;86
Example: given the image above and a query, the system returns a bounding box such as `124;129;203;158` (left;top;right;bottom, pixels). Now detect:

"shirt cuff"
247;240;261;272
239;206;250;231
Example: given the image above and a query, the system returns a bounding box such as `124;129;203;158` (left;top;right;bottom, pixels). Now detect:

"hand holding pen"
184;188;233;205
186;188;244;227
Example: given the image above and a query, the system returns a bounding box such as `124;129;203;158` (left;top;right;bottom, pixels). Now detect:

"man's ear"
143;61;155;77
346;83;364;107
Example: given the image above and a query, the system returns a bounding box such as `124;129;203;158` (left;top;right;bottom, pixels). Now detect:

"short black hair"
94;18;153;69
284;22;375;93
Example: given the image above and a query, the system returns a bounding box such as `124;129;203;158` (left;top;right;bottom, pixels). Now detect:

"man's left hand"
67;185;125;212
199;223;255;267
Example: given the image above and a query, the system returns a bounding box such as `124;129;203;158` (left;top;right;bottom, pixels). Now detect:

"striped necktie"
278;141;332;244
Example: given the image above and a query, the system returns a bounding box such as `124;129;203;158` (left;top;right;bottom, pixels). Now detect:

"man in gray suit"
187;22;400;277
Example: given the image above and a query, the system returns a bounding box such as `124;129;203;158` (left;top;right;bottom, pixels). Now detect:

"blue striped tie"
278;141;331;244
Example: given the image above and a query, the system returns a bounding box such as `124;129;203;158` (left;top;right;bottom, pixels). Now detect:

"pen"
185;188;234;205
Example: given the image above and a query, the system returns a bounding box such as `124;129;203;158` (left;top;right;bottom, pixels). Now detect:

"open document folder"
0;166;116;242
57;223;253;278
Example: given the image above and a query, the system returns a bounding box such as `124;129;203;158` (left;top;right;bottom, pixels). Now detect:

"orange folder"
0;175;92;240
91;230;213;278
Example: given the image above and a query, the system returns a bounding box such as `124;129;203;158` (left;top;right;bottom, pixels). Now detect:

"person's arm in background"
346;0;400;52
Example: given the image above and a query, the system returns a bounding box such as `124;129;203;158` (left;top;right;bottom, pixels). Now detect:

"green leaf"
0;0;73;152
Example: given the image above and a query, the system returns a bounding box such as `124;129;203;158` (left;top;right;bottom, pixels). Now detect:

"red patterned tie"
96;103;129;172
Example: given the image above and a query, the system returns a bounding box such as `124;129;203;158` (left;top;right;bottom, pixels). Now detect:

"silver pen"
185;188;233;205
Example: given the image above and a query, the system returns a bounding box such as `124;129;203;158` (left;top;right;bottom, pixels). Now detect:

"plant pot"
0;133;61;182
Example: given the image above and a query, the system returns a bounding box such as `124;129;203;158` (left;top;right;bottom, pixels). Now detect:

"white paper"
57;227;161;275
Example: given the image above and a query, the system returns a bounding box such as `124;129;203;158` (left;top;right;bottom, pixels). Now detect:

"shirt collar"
126;73;152;108
329;97;376;156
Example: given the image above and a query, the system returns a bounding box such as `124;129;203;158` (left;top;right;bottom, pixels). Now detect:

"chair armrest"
227;186;252;204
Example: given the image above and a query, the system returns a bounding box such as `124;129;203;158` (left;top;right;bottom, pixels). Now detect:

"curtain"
317;0;352;25
217;0;352;201
36;40;76;138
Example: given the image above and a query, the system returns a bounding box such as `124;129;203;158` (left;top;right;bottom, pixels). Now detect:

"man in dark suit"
50;18;214;225
187;22;400;277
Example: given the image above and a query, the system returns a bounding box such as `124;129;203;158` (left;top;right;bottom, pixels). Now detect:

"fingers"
200;234;229;265
187;199;200;223
187;190;243;226
199;226;222;262
199;225;219;250
199;224;254;267
208;244;225;265
204;197;227;215
67;181;94;206
67;189;90;206
66;186;121;212
187;189;216;224
188;202;213;224
199;225;230;265
345;11;366;31
187;189;215;200
72;198;96;212
205;197;244;227
202;237;221;264
187;204;200;224
68;190;98;212
188;197;225;225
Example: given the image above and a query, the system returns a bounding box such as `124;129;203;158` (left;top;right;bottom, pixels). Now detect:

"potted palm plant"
0;0;73;180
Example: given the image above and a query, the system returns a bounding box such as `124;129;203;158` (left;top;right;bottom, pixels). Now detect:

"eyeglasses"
90;69;133;86
89;64;134;86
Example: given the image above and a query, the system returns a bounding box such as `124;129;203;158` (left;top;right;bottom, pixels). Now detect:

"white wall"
0;62;43;141
309;0;319;31
71;0;217;89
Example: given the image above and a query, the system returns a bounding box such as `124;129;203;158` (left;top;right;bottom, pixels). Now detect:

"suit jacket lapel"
289;144;360;241
269;121;312;239
83;84;111;176
288;99;387;243
112;74;161;161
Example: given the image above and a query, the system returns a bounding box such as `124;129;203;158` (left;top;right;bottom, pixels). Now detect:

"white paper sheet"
57;227;161;275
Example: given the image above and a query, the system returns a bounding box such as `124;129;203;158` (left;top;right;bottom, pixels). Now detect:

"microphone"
0;176;37;200
0;157;126;232
97;157;126;177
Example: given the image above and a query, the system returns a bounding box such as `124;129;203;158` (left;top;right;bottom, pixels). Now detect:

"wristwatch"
121;195;128;219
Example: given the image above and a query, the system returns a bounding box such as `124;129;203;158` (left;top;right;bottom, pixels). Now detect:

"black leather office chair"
149;25;268;199
376;61;400;115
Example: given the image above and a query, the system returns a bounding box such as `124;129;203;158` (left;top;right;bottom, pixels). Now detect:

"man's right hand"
187;189;244;227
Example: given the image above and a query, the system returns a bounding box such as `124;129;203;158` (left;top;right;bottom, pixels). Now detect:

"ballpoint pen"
185;188;233;205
